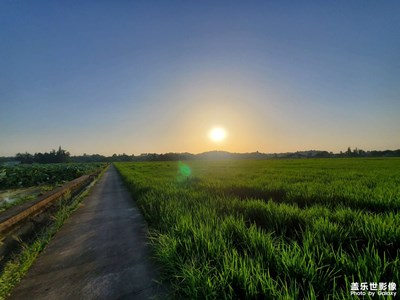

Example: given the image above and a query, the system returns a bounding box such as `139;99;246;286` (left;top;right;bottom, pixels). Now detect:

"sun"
209;127;227;142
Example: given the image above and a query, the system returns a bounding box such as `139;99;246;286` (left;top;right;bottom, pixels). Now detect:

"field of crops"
115;158;400;299
0;163;106;190
0;163;106;212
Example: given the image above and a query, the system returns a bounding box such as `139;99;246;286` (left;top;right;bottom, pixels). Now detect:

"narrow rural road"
9;165;166;300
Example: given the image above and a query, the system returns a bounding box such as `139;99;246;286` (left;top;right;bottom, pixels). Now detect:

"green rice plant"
115;158;400;299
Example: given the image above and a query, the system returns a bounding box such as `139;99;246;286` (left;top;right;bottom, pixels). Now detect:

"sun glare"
209;127;227;142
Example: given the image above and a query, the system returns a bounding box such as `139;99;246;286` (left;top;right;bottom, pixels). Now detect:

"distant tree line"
71;153;136;163
2;147;400;165
337;147;400;158
70;152;195;163
15;146;70;164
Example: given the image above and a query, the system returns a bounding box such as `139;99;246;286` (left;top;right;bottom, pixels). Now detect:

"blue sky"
1;1;399;155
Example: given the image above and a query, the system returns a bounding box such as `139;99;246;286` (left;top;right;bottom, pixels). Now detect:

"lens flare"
179;161;191;177
177;161;192;182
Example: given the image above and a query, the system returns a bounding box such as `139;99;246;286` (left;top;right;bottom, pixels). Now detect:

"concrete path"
9;165;166;300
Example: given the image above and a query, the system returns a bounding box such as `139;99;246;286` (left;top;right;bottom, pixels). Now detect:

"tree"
15;147;70;164
15;152;34;164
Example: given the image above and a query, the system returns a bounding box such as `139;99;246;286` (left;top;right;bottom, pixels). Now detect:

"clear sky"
1;1;399;156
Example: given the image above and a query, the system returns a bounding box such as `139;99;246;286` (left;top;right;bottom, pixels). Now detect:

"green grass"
115;158;400;299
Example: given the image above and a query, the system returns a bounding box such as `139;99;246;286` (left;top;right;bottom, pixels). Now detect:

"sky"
1;1;399;156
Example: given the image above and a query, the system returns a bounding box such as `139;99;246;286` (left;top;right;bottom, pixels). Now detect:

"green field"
0;163;106;190
0;163;106;212
115;158;400;299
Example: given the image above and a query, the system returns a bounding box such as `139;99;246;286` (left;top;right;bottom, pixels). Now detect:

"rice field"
115;158;400;299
